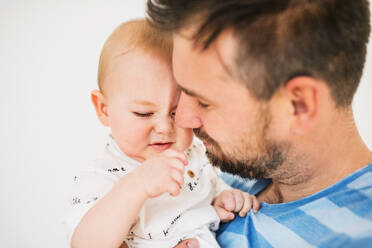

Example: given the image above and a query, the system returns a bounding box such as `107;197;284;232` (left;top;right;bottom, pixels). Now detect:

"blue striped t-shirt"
216;164;372;247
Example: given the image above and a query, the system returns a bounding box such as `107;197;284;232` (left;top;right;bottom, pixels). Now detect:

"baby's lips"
150;142;173;152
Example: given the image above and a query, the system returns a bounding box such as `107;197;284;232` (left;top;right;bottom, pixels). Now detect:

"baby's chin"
171;140;193;153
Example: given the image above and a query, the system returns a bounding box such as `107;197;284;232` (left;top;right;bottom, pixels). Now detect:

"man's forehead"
214;29;238;76
172;30;247;108
173;27;239;86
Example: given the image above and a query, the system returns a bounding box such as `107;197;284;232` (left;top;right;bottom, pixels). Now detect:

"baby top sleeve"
64;139;140;245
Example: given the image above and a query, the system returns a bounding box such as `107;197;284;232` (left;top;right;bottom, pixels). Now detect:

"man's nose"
175;93;202;129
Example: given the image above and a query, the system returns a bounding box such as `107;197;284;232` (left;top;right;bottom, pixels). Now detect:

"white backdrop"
0;1;371;247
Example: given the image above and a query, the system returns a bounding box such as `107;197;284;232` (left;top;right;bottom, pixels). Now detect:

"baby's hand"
213;189;260;222
133;149;188;198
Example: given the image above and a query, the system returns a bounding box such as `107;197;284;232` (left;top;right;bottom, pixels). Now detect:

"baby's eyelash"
133;112;153;117
197;100;210;108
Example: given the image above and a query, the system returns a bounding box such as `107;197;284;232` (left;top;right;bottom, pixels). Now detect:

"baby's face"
104;50;193;162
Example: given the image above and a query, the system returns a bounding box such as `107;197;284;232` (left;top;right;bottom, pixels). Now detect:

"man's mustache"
193;128;217;146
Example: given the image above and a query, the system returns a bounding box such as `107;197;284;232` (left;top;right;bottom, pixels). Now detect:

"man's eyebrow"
179;86;210;102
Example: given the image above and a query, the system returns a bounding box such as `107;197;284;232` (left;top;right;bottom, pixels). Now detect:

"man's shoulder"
345;163;372;192
216;165;372;247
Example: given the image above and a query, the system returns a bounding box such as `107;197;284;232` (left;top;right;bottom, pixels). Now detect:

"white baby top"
65;137;228;248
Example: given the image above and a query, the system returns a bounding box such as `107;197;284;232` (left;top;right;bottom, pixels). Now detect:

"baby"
66;19;260;248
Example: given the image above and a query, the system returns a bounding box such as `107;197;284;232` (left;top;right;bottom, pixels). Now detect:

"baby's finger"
168;158;186;173
163;149;188;165
215;191;235;212
252;195;261;213
233;190;244;212
173;239;199;248
214;206;235;222
239;193;253;217
168;181;181;196
170;169;184;186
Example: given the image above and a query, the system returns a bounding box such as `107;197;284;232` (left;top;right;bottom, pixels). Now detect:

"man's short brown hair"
147;0;371;107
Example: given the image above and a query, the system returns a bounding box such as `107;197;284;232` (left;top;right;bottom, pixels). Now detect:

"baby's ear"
91;89;109;126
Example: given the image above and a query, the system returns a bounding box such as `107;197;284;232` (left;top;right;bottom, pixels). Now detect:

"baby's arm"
71;149;187;248
213;189;260;222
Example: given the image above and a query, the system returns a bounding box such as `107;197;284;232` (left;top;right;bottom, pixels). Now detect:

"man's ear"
284;76;323;135
91;89;109;126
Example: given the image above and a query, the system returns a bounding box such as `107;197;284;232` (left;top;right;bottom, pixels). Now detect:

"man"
147;0;372;247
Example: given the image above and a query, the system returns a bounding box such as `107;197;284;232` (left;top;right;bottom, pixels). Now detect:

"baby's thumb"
215;206;235;222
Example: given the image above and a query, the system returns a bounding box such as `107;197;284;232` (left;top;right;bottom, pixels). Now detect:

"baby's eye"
133;112;153;118
170;111;176;118
197;100;210;108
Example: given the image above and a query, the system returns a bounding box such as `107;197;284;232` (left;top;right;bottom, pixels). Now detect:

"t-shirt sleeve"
64;167;121;246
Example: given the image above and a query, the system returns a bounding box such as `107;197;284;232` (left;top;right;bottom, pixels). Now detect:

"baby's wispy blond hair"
97;19;172;92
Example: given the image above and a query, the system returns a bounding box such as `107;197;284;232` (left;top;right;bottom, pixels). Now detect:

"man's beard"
193;121;289;180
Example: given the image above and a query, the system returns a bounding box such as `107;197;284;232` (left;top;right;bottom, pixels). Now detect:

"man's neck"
258;116;372;204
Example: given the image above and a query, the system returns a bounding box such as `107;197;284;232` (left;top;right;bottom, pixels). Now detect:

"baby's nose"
154;116;174;134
